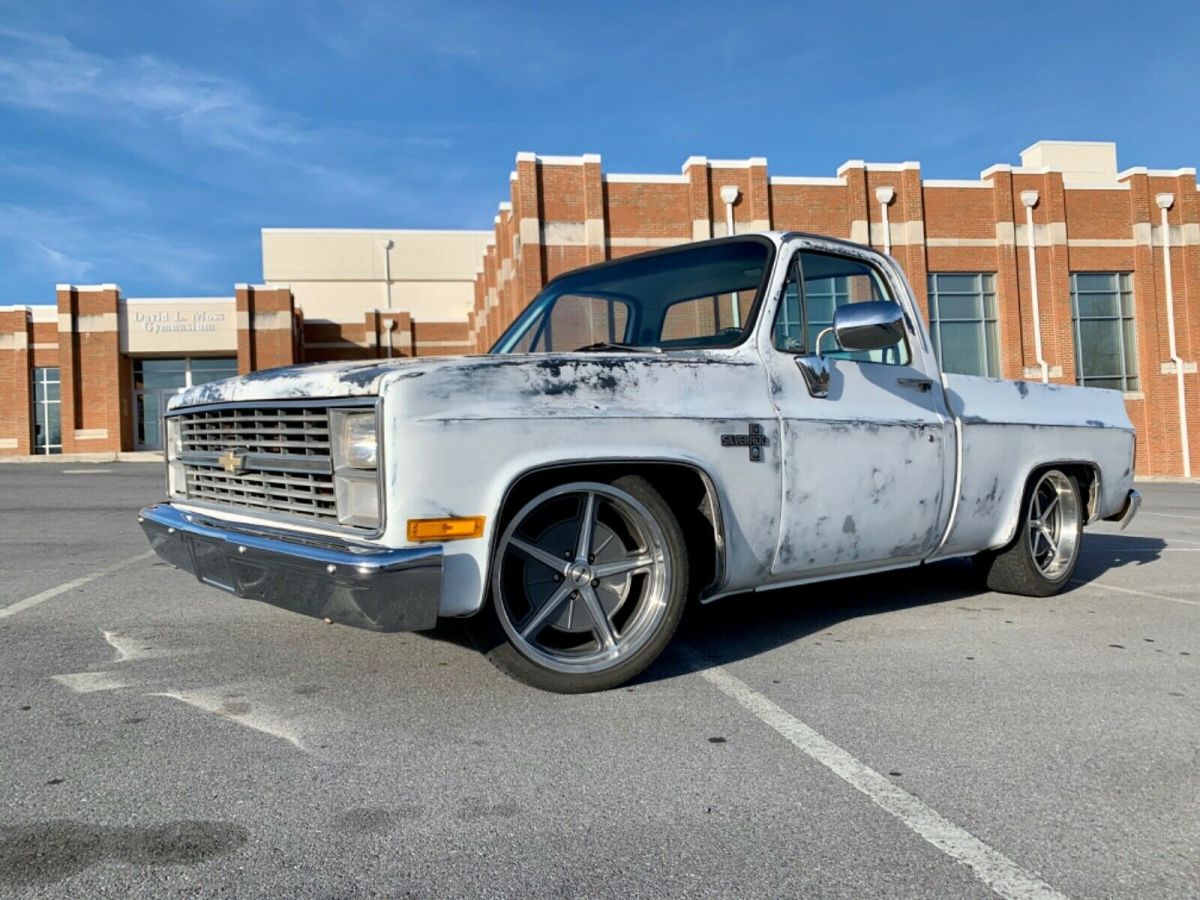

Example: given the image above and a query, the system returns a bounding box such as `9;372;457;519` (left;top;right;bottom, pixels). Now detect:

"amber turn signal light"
406;516;486;542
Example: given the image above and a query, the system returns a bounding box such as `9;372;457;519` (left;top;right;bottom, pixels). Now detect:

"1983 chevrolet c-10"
140;232;1140;692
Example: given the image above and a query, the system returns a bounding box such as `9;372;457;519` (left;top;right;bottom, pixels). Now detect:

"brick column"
1121;171;1165;473
0;308;33;455
986;170;1027;381
512;153;545;315
1040;171;1074;383
747;158;771;231
898;166;929;318
684;157;712;241
56;284;124;453
839;162;871;246
1166;171;1199;476
582;154;607;265
236;284;297;374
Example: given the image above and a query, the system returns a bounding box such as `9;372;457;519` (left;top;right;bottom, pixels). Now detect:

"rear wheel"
980;469;1083;596
483;476;688;693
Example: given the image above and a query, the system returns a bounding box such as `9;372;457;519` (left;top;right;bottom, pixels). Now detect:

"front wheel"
980;469;1084;597
482;476;689;693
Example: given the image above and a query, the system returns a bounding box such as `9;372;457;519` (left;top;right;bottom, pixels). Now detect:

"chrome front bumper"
139;503;443;631
1103;488;1142;530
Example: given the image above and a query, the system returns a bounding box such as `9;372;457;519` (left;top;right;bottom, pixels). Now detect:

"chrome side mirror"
831;300;905;352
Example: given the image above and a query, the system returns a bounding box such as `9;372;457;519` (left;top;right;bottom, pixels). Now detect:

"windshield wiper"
572;342;662;353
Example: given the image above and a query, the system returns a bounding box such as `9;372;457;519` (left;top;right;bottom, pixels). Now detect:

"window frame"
770;248;912;367
490;235;777;354
926;272;1001;378
1069;272;1139;392
31;366;62;455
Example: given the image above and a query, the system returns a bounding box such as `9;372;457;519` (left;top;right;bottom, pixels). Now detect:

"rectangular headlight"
334;411;378;469
331;407;381;529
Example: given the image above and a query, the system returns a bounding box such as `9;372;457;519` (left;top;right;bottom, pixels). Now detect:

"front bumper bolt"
326;564;337;574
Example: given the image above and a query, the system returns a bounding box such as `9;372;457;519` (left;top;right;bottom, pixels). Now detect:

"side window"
772;250;910;366
660;291;754;344
524;295;631;352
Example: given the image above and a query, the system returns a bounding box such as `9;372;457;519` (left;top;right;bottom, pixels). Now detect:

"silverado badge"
721;423;768;462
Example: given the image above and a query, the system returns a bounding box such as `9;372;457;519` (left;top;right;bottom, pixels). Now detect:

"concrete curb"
0;451;163;465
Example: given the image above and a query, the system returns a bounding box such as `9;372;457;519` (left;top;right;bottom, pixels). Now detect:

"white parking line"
1083;547;1200;553
52;671;132;693
0;550;155;620
154;690;307;751
699;665;1068;900
1140;511;1200;522
1073;579;1200;607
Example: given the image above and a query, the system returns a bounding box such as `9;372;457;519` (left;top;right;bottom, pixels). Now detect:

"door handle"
898;377;933;392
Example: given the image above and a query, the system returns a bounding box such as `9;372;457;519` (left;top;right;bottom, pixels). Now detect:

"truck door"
761;246;955;580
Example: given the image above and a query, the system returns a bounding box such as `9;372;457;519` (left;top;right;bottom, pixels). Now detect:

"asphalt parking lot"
0;464;1196;898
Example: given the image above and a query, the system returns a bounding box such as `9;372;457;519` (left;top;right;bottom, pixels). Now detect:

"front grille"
176;406;339;523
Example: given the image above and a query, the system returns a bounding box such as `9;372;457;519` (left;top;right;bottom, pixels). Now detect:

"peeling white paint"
159;231;1138;623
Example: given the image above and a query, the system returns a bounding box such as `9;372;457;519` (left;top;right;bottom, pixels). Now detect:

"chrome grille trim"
176;405;338;523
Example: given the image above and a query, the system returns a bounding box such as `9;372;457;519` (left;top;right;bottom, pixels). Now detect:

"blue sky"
1;0;1196;303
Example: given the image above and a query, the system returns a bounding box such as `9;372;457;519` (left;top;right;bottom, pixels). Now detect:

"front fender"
385;418;781;617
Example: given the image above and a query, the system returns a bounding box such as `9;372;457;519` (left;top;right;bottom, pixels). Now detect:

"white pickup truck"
140;232;1140;692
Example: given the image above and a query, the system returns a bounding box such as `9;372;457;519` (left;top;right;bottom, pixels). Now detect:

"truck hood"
167;351;756;410
168;356;448;409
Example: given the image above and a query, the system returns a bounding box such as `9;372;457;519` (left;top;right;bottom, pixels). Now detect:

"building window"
132;357;238;449
926;273;1000;378
32;367;62;454
1070;273;1138;392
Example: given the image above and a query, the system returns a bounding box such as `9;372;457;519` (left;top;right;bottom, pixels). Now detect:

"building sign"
134;309;228;334
120;299;237;354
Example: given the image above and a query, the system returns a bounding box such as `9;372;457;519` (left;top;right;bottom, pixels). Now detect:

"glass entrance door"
133;357;237;450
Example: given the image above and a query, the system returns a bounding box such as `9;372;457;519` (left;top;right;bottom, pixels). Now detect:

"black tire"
473;475;689;693
980;468;1084;597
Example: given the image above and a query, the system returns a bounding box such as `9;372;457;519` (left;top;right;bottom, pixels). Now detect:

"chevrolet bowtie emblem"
218;449;247;474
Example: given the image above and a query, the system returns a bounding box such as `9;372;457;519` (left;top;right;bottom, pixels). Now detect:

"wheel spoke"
1041;529;1059;560
1041;494;1059;521
520;582;573;639
592;554;654;579
576;492;597;560
510;538;571;575
1032;492;1044;520
579;585;616;649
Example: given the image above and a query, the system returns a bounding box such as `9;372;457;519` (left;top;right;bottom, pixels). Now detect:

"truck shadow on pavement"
423;533;1166;684
640;532;1167;685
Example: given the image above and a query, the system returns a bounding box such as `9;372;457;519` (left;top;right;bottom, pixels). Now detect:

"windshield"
490;237;774;354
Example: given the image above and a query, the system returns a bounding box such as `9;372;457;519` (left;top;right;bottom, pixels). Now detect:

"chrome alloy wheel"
1026;470;1081;581
492;482;672;675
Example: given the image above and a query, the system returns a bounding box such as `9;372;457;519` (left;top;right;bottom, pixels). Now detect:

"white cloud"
0;26;305;156
0;203;222;295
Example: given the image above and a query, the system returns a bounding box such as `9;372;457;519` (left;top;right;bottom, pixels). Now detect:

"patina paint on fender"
379;347;783;616
930;374;1135;560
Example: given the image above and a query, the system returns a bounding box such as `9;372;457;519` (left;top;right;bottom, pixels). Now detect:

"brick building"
1;140;1196;475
